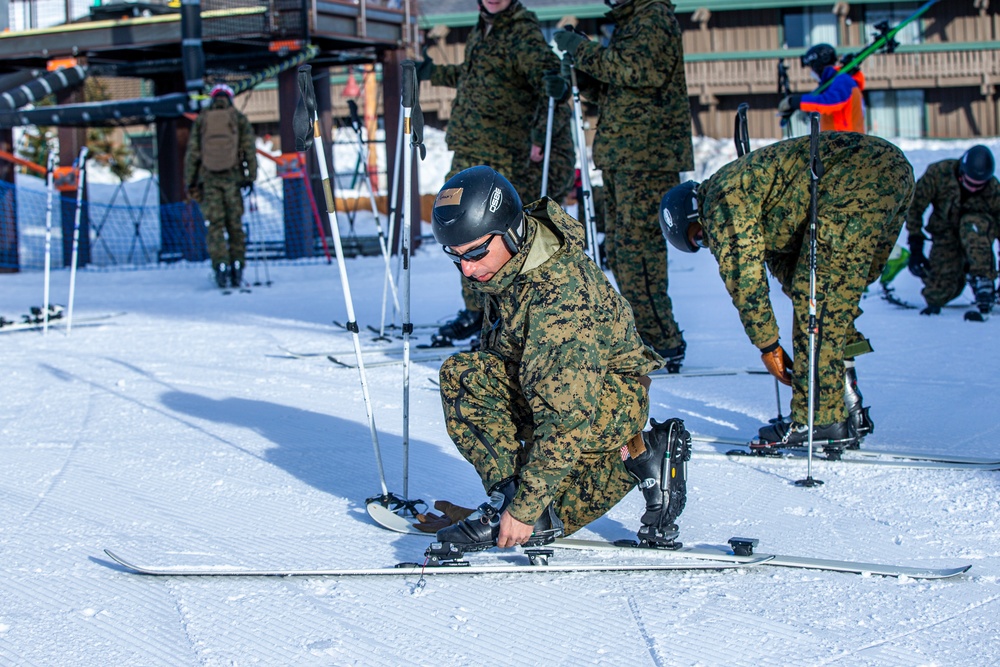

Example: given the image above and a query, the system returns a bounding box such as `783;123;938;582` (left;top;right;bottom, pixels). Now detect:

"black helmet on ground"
432;166;526;254
659;181;701;254
801;44;837;76
959;145;995;182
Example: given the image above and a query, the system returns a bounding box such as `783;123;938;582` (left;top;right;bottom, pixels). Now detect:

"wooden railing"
686;49;1000;101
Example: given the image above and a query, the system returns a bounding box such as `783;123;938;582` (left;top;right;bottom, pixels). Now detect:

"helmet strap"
500;214;526;255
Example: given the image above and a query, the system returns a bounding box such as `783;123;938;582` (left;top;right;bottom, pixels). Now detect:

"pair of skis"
102;501;970;580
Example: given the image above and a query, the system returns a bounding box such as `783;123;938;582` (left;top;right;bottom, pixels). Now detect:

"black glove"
907;236;931;279
415;57;435;82
542;70;568;101
778;95;801;118
553;29;586;55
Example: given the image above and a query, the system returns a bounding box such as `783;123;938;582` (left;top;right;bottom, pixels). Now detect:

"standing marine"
415;0;575;346
660;132;914;456
185;83;257;289
554;0;694;371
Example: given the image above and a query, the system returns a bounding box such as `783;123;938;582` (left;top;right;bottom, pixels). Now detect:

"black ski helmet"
959;145;995;182
432;166;526;253
659;181;701;253
801;44;837;76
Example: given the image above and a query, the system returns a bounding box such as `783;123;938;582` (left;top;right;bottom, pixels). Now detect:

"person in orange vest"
779;44;865;134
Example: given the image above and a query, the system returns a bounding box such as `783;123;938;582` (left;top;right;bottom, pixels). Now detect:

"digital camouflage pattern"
432;0;569;199
697;132;914;425
571;0;693;173
567;0;693;352
184;97;257;268
603;169;683;350
438;199;664;534
905;158;1000;307
431;0;574;313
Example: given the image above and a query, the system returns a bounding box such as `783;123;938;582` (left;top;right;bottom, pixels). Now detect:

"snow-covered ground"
2;137;1000;666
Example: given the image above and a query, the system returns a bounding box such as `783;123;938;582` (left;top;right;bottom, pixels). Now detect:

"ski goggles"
442;234;497;263
960;173;988;192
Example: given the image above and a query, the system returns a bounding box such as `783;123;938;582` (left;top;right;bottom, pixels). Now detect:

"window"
783;5;838;49
868;89;925;138
862;3;923;48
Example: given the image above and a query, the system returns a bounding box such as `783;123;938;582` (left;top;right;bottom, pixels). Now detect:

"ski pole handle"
401;61;416;110
294;65;316;151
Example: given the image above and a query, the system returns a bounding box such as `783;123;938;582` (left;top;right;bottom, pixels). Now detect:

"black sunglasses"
442;234;497;263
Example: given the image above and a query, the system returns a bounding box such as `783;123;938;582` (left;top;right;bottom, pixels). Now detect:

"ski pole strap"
293;65;317;151
808;113;824;182
734;103;750;157
348;99;363;134
401;61;426;160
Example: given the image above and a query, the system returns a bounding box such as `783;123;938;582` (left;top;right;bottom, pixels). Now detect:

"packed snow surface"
1;136;1000;666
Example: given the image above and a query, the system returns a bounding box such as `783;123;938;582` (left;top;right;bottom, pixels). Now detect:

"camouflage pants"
772;207;906;425
438;351;648;534
201;176;246;268
603;170;684;351
922;213;997;307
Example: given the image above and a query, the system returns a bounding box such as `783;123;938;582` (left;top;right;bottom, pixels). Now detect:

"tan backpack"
200;107;239;172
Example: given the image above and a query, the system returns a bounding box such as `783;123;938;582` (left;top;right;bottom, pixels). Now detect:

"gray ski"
553;538;971;580
365;503;971;579
692;434;1000;469
650;367;768;379
103;548;769;577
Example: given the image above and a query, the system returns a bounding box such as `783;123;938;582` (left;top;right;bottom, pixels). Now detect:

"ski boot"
965;276;995;321
920;305;941;316
755;418;857;459
230;260;244;288
214;263;229;289
624;418;691;549
430;308;483;347
426;479;564;564
843;363;873;450
654;341;686;374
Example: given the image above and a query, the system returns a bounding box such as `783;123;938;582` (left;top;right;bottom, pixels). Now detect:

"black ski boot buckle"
729;537;759;557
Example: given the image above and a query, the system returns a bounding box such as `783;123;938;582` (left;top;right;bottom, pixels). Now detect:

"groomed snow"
1;135;999;666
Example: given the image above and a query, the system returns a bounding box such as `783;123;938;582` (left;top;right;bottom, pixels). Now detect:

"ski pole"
42;149;56;336
540;95;555;198
258;189;271;286
294;65;391;500
563;43;599;262
376;109;405;337
796;113;824;489
346;99;401;326
66;146;88;337
398;59;427;513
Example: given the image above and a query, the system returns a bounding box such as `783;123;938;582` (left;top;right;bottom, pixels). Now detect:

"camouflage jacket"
431;1;559;169
570;0;693;172
468;199;663;523
184;98;257;186
905;159;1000;244
697;132;913;350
